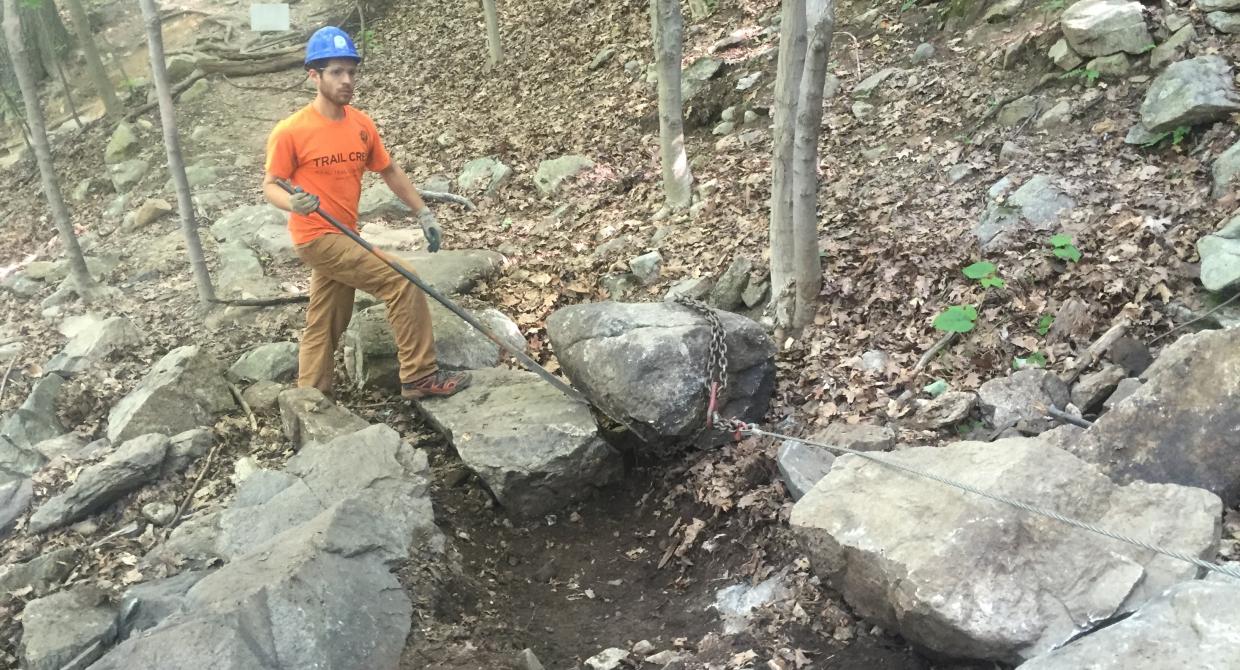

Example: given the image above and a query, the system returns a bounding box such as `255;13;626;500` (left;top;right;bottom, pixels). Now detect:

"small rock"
743;109;759;124
518;648;546;670
588;47;615;70
601;273;641;299
912;391;977;428
712;121;735;135
1138;56;1240;134
179;77;209;102
1212;141;1240;200
1036;100;1073;129
822;73;840;99
1049;39;1083;71
666;277;712;301
534;155;594;196
817;422;896;452
278;387;369;449
165;429;212;475
975;174;1075;251
585;648;630;670
164;54;196;83
629;251;663;285
709;256;752;311
681;57;722;102
0;547;79;596
29;434;170;533
141;501;176;526
227;342;299;383
851;100;876;121
947;164;974;184
1199;0;1240;9
1109;336;1153;376
108;158;149;194
999;141;1029;163
632;640;655;657
740;279;768;309
1087;53;1131;77
912;42;935;64
457;157;513;197
982;0;1024;22
978;369;1070;432
646;650;687;664
242;380;283;412
1206;11;1240;33
853;67;898;98
860;349;890;372
104;122;139;165
1070;364;1127;412
778;439;835;500
1150;24;1196;71
737;71;762;91
0;477;32;538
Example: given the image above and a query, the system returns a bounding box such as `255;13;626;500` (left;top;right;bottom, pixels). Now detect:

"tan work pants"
294;232;437;394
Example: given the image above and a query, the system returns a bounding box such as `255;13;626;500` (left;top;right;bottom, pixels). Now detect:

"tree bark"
64;0;120;118
481;0;503;67
36;10;80;127
651;0;692;210
138;0;214;303
2;0;94;295
768;0;807;330
787;0;835;328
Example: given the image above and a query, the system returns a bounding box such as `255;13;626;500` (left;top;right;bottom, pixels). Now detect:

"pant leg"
295;260;357;394
295;234;437;384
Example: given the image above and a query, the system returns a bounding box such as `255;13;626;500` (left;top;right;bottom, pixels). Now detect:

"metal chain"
722;418;1240;582
672;295;729;396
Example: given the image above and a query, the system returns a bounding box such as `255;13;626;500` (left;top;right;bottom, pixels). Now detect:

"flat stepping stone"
415;368;622;516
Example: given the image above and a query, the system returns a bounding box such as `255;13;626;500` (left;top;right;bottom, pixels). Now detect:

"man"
262;26;469;400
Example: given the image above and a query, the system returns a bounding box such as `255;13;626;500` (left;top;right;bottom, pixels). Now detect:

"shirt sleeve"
264;123;297;179
365;117;392;172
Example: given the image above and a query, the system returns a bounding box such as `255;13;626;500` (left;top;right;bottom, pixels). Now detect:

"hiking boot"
401;370;471;399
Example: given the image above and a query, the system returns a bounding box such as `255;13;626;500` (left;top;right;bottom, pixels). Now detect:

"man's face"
311;59;358;106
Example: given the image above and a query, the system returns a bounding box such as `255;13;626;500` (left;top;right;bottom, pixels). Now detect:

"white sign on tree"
250;3;290;32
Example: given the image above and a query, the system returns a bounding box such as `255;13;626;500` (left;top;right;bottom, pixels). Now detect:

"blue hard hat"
304;26;360;65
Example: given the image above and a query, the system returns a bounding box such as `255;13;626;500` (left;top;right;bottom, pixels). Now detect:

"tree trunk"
138;0;214;303
481;0;503;67
651;0;692;210
787;0;835;328
36;10;80;127
768;0;807;330
0;0;48;86
2;0;93;294
64;0;120;118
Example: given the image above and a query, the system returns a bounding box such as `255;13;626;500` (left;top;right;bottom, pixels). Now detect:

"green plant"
1171;125;1191;145
1042;0;1065;10
955;418;984;435
900;0;918;11
1036;314;1055;336
933;305;978;333
1049;234;1082;263
1012;351;1047;369
1060;67;1101;86
962;261;1005;289
923;379;949;397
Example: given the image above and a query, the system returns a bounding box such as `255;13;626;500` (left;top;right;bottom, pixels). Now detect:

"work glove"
289;189;319;216
418;208;442;253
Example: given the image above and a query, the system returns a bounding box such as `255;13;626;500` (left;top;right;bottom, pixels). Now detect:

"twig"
210;294;309;307
222;73;309;92
1061;318;1130;385
914;332;957;372
0;352;18;407
1042;404;1093;429
1149;291;1240;345
166;439;223;533
228;382;258;431
833;31;863;79
420;190;477;210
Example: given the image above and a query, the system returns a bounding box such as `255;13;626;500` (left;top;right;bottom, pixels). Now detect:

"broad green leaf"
1053;244;1082;263
962;261;996;280
979;276;1005;289
1036;314;1054;336
923;379;949;398
1012;352;1047;370
1049;233;1074;247
933;305;977;333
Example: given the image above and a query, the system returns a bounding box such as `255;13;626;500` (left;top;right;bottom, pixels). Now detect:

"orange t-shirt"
265;104;392;244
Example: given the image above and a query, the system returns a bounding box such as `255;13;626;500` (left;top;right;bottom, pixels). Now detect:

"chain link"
674;294;729;431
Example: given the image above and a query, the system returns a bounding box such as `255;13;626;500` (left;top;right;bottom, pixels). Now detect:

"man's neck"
312;94;346;120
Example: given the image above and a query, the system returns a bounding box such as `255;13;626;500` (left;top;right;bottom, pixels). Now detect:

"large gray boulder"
1062;0;1153;57
20;585;117;670
790;437;1221;663
1137;56;1240;134
91;425;442;670
107;346;235;443
277;387;369;449
977;368;1070;432
534;155;594;196
46;316;142;375
0;547;79;597
227;342;298;383
1068;328;1240;505
415;368;623;516
975;175;1076;251
0;373;66;449
29;434;169;533
1017;578;1240;669
547;302;776;447
344;302;523;391
1197;212;1240;292
118;570;210;639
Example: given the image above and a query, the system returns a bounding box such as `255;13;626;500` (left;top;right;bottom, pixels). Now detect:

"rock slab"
277;387;369;449
416;368;623;516
1062;0;1153;57
29;434;169;532
107;346;234;443
1138;56;1240;134
790;437;1221;662
20;585;117;670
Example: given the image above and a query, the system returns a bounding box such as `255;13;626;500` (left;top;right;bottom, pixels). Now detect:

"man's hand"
418;209;442;253
289;190;320;216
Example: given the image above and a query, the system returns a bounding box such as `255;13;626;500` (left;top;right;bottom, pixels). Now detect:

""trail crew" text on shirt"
310;151;369;167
